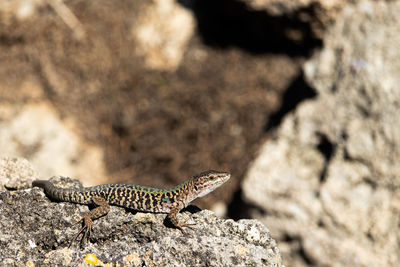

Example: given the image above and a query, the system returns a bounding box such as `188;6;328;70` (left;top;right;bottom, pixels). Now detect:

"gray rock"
243;1;400;266
0;168;283;266
0;156;39;191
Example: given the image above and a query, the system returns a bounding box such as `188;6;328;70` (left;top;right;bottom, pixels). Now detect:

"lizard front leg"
166;206;195;231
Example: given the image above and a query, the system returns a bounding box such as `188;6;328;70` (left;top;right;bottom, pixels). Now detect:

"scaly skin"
33;170;230;243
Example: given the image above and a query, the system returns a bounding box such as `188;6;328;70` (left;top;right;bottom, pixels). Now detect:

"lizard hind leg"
70;216;93;247
70;196;110;246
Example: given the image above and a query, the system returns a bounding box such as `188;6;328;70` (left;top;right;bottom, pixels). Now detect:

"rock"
133;0;195;71
242;1;400;266
0;156;39;190
0;103;108;186
0;164;283;266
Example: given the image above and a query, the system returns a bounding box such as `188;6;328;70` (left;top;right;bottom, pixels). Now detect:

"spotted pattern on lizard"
33;170;230;243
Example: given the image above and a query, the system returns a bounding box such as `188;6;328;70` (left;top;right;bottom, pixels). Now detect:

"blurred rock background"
1;0;399;266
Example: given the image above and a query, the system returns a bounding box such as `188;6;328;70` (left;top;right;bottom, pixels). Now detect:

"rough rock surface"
0;158;283;266
0;157;39;191
243;1;400;266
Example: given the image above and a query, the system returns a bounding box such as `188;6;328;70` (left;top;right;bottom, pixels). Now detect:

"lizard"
32;170;230;243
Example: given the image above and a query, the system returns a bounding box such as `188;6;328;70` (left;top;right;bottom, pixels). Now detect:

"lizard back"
33;180;186;213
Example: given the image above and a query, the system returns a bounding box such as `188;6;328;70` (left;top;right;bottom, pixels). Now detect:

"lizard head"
190;170;231;199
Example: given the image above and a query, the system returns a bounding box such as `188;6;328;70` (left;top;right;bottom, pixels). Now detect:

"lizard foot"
69;216;93;247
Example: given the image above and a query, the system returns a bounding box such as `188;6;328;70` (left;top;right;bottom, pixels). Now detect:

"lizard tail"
32;180;54;193
32;180;89;204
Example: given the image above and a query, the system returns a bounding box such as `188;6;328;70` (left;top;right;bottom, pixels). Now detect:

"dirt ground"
0;0;320;215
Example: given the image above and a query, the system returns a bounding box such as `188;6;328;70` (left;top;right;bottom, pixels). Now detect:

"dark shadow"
282;234;316;265
178;0;322;56
265;72;317;131
227;189;266;220
299;241;316;265
112;122;129;138
316;133;335;183
0;35;25;47
182;204;202;214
